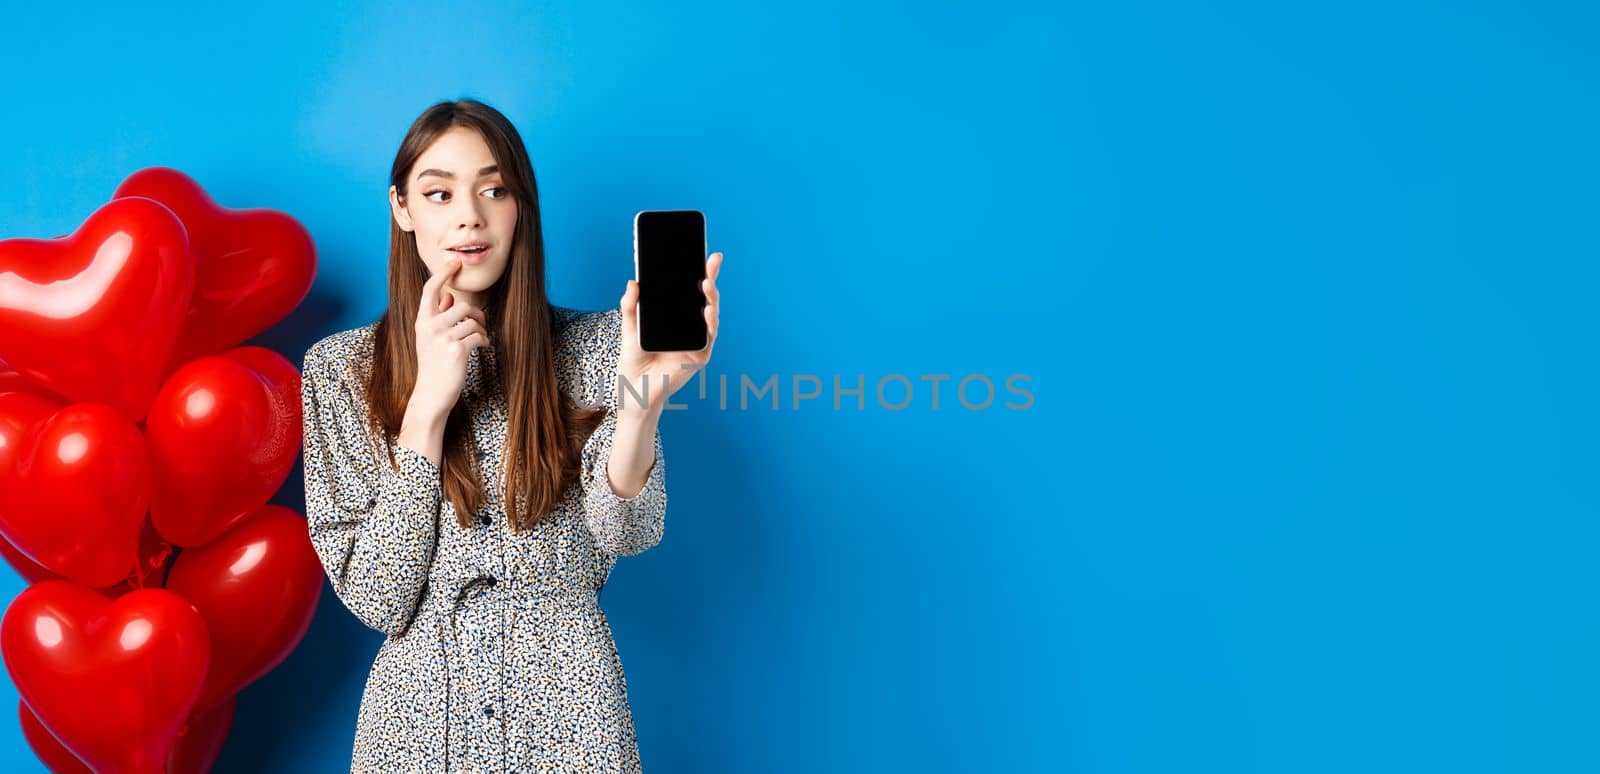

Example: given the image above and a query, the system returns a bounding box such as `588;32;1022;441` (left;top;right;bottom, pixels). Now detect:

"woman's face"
389;126;517;305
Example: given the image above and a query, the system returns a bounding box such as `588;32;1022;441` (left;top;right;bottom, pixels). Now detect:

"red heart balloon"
0;359;68;406
20;694;236;774
0;389;58;483
0;390;59;586
0;356;47;399
3;582;210;774
0;535;58;587
18;699;91;773
0;515;173;598
0;394;151;587
0;390;167;593
145;346;302;547
0;196;195;422
164;694;235;774
18;686;233;773
111;167;316;371
165;505;323;712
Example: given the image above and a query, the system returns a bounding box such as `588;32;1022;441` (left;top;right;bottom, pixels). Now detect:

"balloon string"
150;543;173;571
128;543;175;590
159;544;180;587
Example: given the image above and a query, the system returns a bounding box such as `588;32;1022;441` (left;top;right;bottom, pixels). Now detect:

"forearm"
302;359;443;636
606;403;663;498
335;451;441;634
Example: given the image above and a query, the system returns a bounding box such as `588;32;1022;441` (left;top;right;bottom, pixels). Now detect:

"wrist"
401;401;449;436
614;400;663;426
614;369;671;416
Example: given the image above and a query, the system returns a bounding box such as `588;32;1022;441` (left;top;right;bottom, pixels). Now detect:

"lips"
448;241;489;265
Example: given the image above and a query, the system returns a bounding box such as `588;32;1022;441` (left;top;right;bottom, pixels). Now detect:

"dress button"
485;576;497;587
477;513;491;526
483;706;495;718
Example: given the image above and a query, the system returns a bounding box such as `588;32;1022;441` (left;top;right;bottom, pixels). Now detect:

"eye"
423;187;505;202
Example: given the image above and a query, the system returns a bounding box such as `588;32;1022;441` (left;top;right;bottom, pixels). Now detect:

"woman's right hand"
410;256;490;419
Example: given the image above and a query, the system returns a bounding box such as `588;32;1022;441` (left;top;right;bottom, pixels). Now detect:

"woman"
299;99;722;772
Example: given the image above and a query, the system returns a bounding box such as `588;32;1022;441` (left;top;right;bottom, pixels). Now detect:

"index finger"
418;257;462;317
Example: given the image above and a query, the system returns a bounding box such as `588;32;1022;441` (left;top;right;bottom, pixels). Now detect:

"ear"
389;185;414;232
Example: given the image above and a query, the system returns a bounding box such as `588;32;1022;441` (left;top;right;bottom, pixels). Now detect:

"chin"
457;267;506;290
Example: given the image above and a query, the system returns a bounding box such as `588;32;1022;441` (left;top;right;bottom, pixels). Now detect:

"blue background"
2;0;1597;771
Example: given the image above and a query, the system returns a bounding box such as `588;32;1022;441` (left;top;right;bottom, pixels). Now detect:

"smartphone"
633;209;708;352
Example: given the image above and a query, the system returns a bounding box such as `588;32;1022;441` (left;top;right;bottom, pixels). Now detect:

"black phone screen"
634;210;708;352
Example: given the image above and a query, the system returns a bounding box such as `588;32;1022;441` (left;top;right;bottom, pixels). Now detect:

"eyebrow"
417;164;500;181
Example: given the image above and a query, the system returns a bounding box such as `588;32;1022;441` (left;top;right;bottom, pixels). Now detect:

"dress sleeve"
300;342;441;636
576;309;668;557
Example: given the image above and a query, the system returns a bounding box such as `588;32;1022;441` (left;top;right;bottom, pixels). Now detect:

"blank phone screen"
634;210;707;352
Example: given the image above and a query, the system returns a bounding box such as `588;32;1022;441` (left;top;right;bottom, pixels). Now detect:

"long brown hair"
365;99;605;532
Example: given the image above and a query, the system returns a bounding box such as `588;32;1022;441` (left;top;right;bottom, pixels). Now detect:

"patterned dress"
299;305;667;773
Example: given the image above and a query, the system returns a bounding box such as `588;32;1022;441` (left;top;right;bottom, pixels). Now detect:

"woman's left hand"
616;251;722;413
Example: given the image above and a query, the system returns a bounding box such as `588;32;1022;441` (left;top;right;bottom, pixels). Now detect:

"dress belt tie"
428;569;600;771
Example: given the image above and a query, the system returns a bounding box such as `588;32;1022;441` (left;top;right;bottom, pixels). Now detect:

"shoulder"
549;304;621;405
550;304;619;351
302;320;380;388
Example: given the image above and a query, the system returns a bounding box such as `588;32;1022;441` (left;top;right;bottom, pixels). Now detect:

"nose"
454;195;486;229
